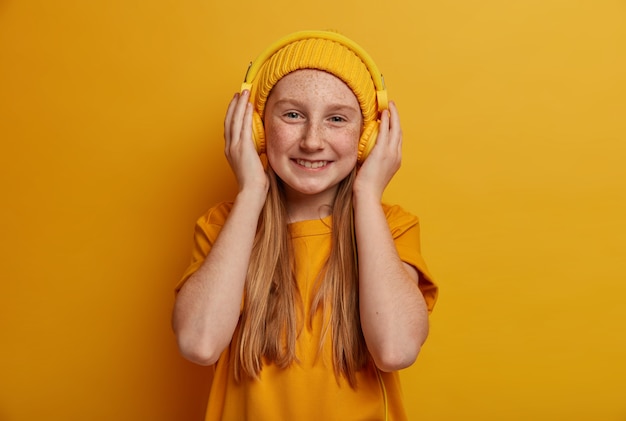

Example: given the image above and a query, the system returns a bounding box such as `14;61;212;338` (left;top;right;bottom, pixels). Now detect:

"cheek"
342;127;361;157
263;121;291;166
264;121;286;149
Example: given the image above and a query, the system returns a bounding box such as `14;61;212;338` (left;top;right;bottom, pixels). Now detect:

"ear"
242;80;266;155
357;120;379;163
251;110;266;154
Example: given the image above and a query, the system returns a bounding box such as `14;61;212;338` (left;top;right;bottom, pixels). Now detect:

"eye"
284;111;301;119
329;116;346;123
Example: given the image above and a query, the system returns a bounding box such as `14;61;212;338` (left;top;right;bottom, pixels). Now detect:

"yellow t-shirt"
177;202;438;421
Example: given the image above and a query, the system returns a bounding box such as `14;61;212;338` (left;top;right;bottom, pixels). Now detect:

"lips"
295;159;329;169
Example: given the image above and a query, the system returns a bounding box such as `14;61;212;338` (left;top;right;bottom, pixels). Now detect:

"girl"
173;30;438;420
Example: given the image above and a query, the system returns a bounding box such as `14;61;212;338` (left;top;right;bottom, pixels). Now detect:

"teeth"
297;159;328;169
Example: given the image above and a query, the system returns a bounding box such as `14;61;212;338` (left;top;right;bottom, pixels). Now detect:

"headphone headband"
241;30;387;112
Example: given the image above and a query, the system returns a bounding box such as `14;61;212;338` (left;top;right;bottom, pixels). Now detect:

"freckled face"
264;69;362;204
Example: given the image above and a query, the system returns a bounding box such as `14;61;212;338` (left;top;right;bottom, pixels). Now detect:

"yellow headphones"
240;30;388;163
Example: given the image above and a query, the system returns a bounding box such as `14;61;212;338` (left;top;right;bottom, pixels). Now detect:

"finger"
241;102;254;148
225;92;244;145
388;101;401;131
388;101;403;155
231;90;251;142
224;91;248;149
377;108;390;145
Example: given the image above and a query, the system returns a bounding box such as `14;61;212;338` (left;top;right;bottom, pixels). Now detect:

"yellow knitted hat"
241;31;388;161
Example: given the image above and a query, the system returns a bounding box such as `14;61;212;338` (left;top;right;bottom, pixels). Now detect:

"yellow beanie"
248;32;381;129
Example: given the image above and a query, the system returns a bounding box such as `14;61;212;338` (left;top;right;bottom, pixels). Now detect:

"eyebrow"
272;99;360;114
271;99;304;108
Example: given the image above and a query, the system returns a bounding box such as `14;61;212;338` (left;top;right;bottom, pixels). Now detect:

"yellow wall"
1;1;625;420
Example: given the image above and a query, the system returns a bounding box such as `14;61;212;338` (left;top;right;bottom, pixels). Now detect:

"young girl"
173;30;438;420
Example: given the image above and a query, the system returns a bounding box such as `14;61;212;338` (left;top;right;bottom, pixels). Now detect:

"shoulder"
381;203;420;235
196;201;234;227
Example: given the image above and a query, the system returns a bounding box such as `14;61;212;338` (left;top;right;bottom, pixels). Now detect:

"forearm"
354;194;429;372
172;190;264;365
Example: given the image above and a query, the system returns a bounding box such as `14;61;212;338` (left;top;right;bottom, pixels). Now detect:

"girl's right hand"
223;91;269;203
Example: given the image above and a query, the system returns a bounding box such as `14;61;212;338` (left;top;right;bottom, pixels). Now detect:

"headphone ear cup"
251;111;266;154
358;120;379;163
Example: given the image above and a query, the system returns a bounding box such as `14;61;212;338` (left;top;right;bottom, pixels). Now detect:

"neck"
284;190;336;222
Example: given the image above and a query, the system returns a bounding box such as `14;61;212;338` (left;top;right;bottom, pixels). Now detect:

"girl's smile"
294;159;329;169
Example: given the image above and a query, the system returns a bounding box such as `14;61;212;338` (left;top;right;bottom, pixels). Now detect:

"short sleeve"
174;202;233;293
383;204;439;313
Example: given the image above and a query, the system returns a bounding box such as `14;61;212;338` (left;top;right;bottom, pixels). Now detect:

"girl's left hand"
353;100;403;200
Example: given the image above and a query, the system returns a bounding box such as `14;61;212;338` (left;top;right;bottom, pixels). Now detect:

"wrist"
352;188;382;210
353;180;383;203
234;186;267;213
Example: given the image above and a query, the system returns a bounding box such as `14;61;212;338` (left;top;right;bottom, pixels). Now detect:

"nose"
300;121;325;152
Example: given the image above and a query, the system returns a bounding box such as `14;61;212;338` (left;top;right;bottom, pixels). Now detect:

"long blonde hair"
232;166;368;386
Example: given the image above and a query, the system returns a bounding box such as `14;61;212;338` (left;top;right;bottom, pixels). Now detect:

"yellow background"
1;1;625;420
